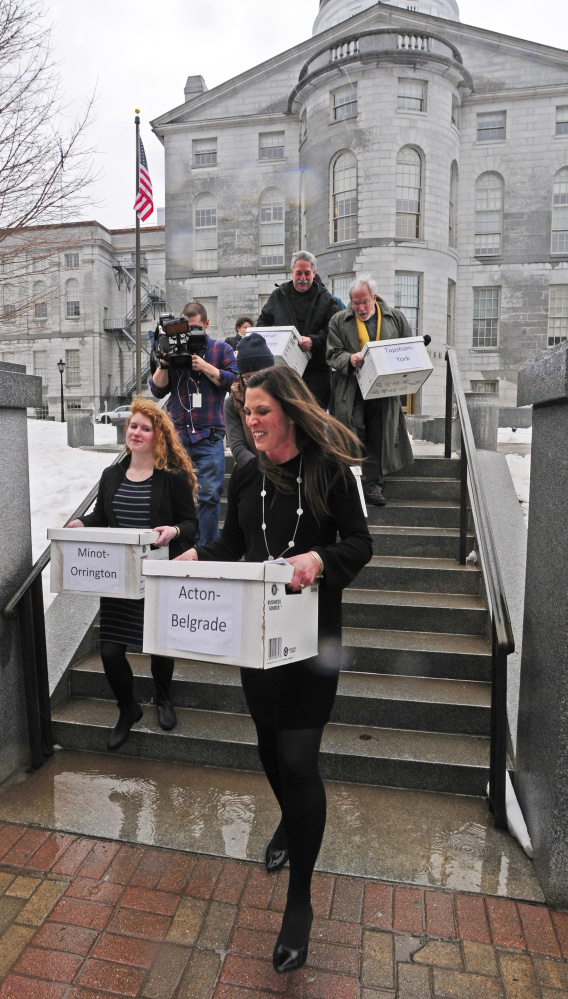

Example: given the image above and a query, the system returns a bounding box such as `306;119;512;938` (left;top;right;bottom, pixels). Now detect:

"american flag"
133;138;154;222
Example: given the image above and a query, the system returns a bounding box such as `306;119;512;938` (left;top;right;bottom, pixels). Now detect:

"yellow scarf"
356;303;382;351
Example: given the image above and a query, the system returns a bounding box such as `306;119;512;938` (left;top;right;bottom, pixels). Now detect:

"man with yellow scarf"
327;275;414;505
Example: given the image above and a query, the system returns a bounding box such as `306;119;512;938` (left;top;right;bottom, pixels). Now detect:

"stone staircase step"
386;457;461;480
51;696;490;796
343;588;488;635
383;478;461;501
69;654;491;736
370;525;474;559
368;500;461;528
351;556;481;595
342;627;492;681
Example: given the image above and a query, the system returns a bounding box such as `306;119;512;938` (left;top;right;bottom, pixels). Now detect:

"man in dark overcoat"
256;250;339;409
327;275;414;505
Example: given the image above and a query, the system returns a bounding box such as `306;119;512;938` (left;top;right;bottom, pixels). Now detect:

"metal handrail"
444;348;514;829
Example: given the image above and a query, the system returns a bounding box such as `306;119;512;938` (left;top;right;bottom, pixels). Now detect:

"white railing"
397;34;430;51
331;39;359;61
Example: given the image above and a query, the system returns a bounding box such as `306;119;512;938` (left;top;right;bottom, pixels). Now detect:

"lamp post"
57;358;65;422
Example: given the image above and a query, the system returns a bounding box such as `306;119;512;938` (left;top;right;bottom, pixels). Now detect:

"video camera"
150;313;207;372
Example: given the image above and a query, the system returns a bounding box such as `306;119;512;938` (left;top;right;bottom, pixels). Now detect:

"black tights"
256;723;325;947
100;642;174;708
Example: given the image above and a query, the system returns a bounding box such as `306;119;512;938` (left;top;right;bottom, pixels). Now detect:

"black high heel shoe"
265;841;289;874
107;702;143;751
272;906;313;974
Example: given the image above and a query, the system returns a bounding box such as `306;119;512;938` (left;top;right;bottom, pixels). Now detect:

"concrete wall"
0;362;42;781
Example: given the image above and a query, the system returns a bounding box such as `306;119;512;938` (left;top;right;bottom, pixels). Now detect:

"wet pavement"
0;750;543;903
0;818;565;999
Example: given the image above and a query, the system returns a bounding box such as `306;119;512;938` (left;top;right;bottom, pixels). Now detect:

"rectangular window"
259;132;285;160
34;302;48;319
2;304;16;322
195;297;218;337
397;79;426;112
259;294;271;312
447;279;455;346
556;106;568;136
333;84;357;120
193;138;217;166
473;288;500;348
35;405;49;419
260;201;284;266
548;286;568;346
65;253;79;268
395;273;420;335
331;274;354;307
477;112;506;141
65;349;81;386
66;300;80;317
475;183;503;257
451;95;460;129
470;380;499;393
195;206;217;271
67;401;82;411
31;257;47;272
33;350;48;384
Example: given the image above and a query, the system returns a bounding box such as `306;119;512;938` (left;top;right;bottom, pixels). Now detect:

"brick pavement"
0;821;567;998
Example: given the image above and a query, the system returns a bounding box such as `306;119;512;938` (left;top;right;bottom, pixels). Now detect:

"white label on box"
157;577;243;658
62;540;125;594
381;341;424;372
257;329;285;354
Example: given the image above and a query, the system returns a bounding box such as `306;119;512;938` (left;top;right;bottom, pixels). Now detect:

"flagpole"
134;109;142;397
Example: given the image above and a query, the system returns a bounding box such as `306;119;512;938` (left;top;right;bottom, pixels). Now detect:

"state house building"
151;0;568;415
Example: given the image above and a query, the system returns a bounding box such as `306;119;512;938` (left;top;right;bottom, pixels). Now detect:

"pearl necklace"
261;455;303;561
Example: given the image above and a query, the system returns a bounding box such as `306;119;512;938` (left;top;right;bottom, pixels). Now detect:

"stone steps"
51;694;491;796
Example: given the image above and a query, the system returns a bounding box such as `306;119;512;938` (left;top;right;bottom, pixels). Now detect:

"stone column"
67;412;94;448
0;362;42;781
464;392;499;450
516;342;568;906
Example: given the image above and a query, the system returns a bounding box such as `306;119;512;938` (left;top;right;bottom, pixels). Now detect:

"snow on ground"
505;453;531;522
498;427;532;445
27;420;119;608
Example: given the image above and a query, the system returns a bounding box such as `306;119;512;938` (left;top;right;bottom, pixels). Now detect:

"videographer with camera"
150;301;237;544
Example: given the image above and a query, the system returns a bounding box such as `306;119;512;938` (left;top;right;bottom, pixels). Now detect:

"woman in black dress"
176;366;372;974
68;398;198;751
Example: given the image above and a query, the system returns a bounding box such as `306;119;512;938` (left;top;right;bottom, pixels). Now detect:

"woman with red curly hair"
68;398;198;750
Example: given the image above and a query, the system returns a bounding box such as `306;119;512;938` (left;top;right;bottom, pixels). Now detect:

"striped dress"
99;475;153;649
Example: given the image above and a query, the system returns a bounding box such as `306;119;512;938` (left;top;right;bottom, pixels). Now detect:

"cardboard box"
356;336;433;401
48;527;168;599
254;326;311;376
142;560;319;669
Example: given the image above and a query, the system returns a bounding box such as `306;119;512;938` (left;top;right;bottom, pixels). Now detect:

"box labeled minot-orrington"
48;527;168;599
142;560;319;669
356;336;433;401
254;326;310;376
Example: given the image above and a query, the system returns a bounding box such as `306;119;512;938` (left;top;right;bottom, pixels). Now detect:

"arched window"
396;147;422;239
331;151;357;243
194;194;217;271
449;161;458;248
475;173;503;256
552;168;568;254
259;190;285;267
33;280;47;319
2;283;16;322
65;278;80;317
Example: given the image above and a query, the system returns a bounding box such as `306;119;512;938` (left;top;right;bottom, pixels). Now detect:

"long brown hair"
126;397;198;502
245;366;362;520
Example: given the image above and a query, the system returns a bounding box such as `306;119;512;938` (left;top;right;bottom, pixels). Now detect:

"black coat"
256;276;340;373
81;455;198;559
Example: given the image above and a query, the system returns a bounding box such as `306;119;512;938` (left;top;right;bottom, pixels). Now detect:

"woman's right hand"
173;548;198;561
67;519;84;528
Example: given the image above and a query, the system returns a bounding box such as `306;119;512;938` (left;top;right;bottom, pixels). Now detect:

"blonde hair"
126;397;198;501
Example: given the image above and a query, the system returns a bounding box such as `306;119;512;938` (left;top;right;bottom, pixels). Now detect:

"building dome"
313;0;460;34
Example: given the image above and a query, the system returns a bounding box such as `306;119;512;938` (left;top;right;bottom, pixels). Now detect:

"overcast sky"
47;0;568;230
